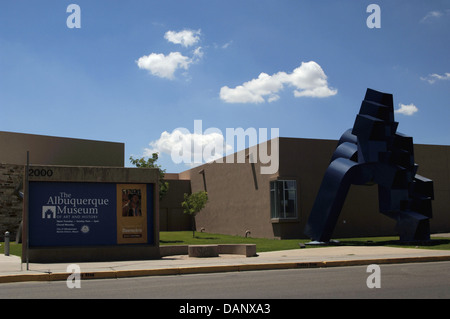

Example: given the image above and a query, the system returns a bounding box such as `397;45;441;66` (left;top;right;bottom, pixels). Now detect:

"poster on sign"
116;184;148;244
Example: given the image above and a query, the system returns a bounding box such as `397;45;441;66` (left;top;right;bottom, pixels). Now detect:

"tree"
181;191;208;238
129;153;169;200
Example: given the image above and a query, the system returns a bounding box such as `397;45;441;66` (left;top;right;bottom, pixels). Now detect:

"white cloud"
420;11;443;23
136;52;192;79
220;72;284;104
164;29;201;47
212;41;233;49
192;46;204;61
395;103;418;116
420;72;450;84
144;129;232;165
222;41;233;49
137;29;204;80
219;61;337;104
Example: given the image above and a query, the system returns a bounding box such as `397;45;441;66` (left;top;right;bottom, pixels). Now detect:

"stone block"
188;245;219;257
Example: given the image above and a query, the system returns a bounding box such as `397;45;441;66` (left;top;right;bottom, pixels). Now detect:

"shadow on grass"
159;237;220;243
159;240;184;244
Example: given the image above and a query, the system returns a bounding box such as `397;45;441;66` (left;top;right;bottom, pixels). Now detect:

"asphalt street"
1;261;449;299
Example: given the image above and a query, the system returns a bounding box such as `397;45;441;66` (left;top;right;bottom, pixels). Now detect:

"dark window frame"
270;180;298;220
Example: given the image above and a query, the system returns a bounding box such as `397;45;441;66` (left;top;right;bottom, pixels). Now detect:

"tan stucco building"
171;137;450;239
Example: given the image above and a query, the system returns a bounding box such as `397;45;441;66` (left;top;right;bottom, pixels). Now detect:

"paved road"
1;261;449;300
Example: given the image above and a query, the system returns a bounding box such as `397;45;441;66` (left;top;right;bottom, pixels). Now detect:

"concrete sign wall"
23;165;159;262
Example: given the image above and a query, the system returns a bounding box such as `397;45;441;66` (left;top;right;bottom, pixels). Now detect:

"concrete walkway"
2;244;450;284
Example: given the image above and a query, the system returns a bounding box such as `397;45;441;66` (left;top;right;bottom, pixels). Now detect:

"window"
270;180;297;219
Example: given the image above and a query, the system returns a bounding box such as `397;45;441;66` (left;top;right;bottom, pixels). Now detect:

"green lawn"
0;242;22;257
159;231;450;252
2;231;449;258
160;231;307;252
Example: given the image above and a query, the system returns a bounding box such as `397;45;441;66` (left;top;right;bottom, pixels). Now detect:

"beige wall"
184;140;278;238
0;131;124;167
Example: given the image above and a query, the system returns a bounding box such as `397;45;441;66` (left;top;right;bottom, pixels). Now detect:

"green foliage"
182;191;208;216
129;154;169;200
129;153;160;168
181;191;208;237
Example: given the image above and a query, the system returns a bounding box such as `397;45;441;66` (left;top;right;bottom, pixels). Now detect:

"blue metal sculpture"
304;88;434;242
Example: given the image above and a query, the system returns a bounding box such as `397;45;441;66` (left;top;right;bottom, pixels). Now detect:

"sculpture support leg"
304;158;373;242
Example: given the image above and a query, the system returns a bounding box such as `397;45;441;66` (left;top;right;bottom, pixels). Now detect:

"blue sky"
1;1;449;173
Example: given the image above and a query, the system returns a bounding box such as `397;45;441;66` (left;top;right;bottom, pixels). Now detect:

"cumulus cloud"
420;72;450;84
220;72;285;104
136;52;192;79
164;29;201;47
219;61;337;104
395;103;418;116
144;128;232;165
137;29;204;80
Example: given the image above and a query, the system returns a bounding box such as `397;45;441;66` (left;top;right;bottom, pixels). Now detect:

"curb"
1;254;450;284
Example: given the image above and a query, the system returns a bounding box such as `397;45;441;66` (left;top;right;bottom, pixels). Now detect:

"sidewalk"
2;245;450;284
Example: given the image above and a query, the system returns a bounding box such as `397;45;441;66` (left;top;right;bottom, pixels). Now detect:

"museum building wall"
181;137;450;240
